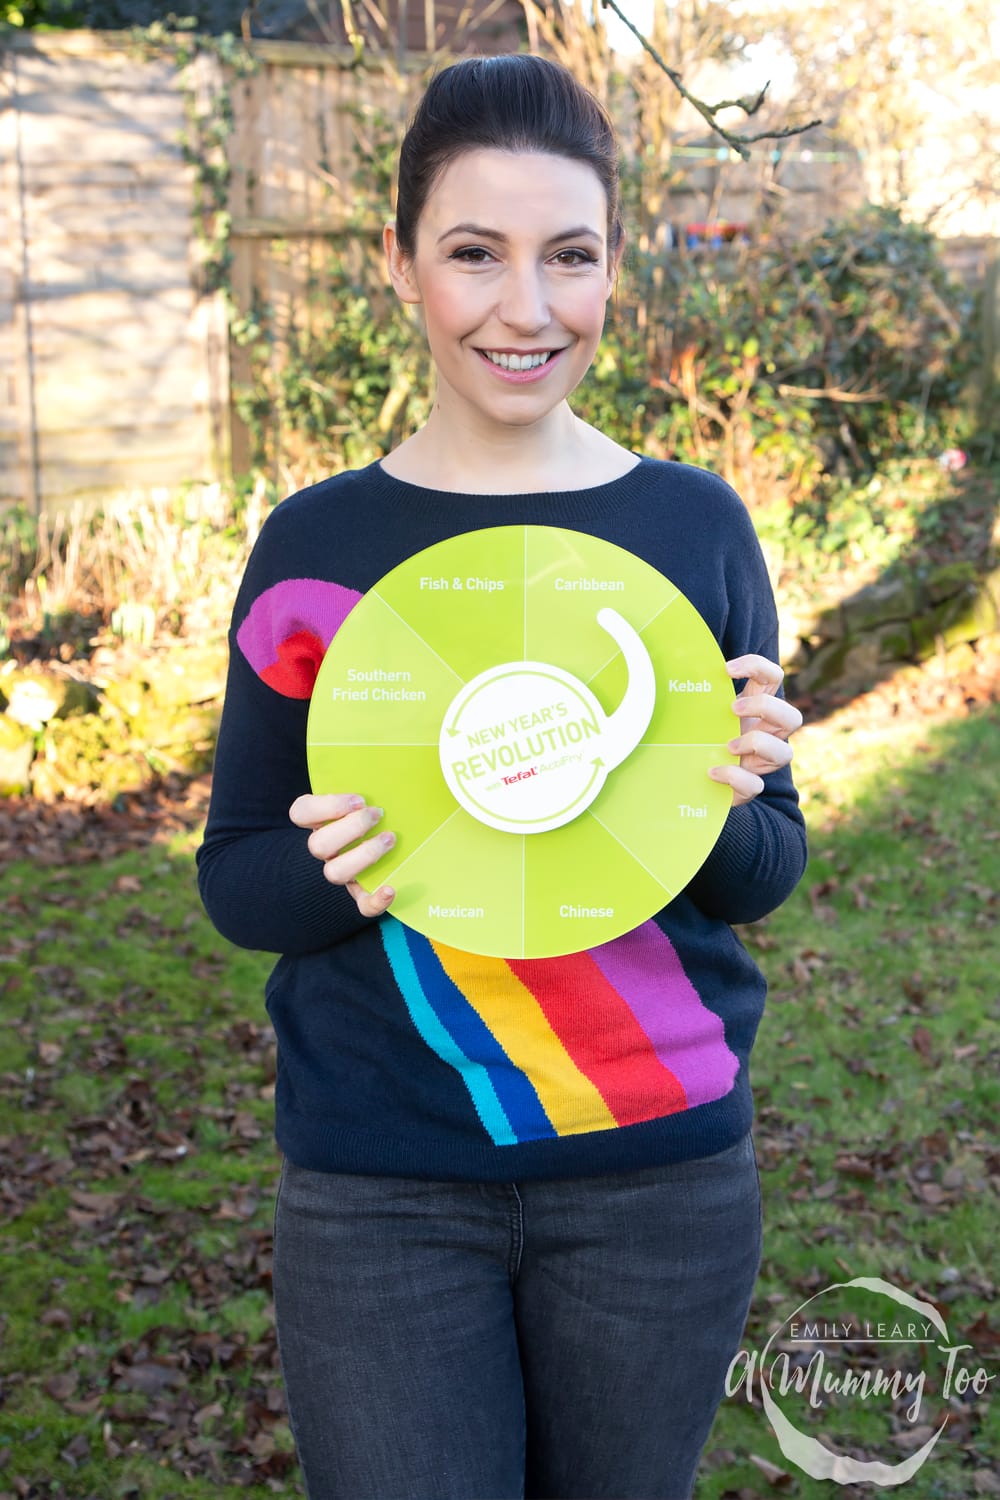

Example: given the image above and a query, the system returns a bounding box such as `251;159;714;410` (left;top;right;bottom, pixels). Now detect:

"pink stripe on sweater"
589;921;738;1108
237;578;361;679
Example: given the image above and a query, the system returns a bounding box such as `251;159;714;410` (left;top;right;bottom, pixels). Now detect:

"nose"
497;262;550;334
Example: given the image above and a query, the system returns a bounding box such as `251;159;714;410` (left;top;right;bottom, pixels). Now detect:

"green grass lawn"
1;698;997;1499
702;700;999;1499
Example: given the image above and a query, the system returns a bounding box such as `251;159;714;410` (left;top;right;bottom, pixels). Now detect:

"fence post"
191;49;233;485
7;49;41;515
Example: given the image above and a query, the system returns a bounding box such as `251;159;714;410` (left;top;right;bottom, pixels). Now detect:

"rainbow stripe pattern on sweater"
380;915;738;1145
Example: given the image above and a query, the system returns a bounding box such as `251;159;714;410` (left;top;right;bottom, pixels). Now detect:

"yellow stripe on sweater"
430;943;618;1136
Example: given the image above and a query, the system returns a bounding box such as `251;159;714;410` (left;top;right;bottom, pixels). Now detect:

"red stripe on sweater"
507;953;688;1125
259;629;326;699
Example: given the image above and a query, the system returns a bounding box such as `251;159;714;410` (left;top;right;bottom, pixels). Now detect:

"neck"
395;397;588;494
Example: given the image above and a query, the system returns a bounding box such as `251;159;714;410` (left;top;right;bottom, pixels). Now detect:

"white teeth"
484;351;551;370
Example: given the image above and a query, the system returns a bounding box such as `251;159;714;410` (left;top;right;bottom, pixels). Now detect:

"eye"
551;248;601;267
449;246;496;264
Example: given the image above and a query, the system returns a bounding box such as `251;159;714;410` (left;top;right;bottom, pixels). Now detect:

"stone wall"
783;563;1000;697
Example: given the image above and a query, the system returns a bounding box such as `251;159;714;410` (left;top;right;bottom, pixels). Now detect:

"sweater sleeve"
681;487;807;925
196;509;374;956
196;652;375;955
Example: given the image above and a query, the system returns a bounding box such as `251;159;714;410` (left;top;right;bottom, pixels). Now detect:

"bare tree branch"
599;0;822;161
707;84;769;118
776;383;885;403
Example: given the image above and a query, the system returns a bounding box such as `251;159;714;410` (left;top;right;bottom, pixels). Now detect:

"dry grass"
8;477;272;644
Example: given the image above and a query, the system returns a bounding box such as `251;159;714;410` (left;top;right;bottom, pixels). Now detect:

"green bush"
235;268;433;480
576;204;973;498
238;201;973;505
0;504;37;591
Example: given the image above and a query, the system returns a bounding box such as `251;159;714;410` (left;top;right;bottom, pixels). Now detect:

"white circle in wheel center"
440;663;605;833
439;609;657;835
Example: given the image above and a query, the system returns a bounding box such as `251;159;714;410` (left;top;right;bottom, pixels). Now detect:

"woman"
198;53;806;1500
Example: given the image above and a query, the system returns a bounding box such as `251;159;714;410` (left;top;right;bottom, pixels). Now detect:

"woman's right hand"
289;794;396;918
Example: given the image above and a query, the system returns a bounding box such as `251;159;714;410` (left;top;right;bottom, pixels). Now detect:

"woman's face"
385;148;623;433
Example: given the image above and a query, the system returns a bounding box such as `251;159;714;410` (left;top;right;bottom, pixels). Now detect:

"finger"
724;654;785;694
319;828;397;888
708;763;765;806
307;804;385;861
727;729;795;771
731;694;803;738
289;792;365;829
347;879;396;918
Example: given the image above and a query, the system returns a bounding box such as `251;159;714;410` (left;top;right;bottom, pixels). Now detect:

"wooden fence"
0;32;436;510
224;42;428;475
0;30;991;513
0;32;230;511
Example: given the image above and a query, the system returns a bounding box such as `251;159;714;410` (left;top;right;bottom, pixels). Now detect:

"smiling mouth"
478;350;560;371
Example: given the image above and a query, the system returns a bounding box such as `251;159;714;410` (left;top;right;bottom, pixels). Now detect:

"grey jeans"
272;1133;762;1500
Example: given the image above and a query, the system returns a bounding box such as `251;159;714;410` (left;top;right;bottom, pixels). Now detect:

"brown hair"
394;54;624;261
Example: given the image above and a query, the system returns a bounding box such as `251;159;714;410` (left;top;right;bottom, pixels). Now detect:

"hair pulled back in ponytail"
393;54;624;260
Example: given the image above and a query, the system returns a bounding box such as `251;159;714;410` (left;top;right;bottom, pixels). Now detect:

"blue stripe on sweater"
405;930;556;1145
379;917;517;1146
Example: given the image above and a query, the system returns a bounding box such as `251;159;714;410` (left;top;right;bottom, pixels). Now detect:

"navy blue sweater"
197;457;806;1180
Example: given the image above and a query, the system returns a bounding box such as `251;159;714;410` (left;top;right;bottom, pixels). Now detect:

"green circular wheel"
307;525;736;957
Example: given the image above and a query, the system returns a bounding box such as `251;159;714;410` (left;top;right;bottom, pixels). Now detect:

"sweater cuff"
197;827;374;954
692;802;761;887
683;797;805;925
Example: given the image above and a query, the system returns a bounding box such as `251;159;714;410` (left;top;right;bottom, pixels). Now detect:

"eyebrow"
437;222;603;245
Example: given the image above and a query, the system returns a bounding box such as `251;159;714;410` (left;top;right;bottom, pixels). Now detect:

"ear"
383;221;422;306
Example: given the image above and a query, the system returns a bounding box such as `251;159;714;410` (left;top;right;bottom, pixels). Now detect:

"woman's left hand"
708;654;803;808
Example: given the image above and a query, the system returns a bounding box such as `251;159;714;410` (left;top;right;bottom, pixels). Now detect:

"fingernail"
380;887;395;903
348;795;365;811
727;739;741;752
368;805;384;824
378;831;396;849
